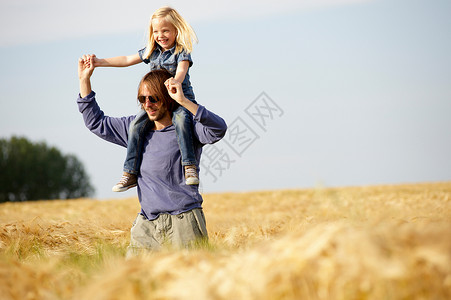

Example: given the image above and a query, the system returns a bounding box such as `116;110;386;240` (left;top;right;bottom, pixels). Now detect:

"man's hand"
78;54;95;80
165;77;199;116
78;54;95;98
165;78;184;103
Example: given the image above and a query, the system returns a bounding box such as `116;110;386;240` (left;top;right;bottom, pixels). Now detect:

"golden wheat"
1;182;450;299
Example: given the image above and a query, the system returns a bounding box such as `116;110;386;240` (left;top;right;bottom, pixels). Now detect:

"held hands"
165;77;199;116
165;78;185;105
78;54;95;80
78;54;96;98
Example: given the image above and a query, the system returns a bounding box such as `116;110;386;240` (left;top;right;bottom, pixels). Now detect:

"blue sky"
1;0;450;199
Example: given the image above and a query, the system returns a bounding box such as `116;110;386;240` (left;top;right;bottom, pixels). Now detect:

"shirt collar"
157;44;176;54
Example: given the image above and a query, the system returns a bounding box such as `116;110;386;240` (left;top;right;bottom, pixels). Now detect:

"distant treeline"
0;136;94;202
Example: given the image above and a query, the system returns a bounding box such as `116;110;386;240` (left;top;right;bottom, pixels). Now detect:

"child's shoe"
112;172;137;192
184;165;199;185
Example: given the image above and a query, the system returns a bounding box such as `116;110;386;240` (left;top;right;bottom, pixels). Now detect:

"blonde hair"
142;6;198;59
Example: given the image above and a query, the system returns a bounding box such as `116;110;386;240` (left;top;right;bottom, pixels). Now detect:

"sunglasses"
138;95;159;104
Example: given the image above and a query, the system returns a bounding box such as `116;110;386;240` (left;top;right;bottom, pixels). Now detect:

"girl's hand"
90;54;104;67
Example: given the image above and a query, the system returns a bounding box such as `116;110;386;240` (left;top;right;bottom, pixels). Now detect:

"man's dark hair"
138;69;179;113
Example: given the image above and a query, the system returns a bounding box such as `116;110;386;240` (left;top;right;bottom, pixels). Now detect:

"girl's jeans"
123;105;197;175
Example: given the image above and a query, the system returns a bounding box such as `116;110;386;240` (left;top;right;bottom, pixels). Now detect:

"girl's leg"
124;110;151;174
113;111;151;192
172;106;198;185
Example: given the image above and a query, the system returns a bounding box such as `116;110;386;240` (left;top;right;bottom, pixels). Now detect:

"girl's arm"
173;60;190;83
93;53;142;67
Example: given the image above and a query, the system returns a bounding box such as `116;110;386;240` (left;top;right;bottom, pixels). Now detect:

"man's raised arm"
164;77;227;144
78;55;95;98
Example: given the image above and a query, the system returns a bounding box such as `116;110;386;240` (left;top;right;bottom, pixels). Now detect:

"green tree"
0;136;94;202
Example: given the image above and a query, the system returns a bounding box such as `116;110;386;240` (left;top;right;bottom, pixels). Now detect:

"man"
77;55;227;254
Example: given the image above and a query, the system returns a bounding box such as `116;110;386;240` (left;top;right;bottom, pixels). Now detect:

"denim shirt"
139;46;195;101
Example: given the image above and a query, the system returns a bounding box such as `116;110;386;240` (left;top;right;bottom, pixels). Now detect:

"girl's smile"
152;17;177;51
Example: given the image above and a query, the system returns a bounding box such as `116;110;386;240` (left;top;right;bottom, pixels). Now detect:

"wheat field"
1;182;450;300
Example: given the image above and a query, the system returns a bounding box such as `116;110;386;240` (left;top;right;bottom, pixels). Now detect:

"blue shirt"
77;91;227;220
139;46;195;101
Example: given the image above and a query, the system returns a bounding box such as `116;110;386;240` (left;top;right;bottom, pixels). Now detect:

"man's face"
140;85;169;122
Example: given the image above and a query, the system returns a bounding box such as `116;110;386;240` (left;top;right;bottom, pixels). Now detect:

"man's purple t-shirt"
77;91;227;220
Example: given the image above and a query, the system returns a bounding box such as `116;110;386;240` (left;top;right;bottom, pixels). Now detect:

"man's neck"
153;117;173;130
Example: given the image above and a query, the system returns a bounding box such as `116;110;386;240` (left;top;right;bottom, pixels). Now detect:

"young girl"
92;6;199;192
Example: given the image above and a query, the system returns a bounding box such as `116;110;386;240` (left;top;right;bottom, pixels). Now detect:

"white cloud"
0;0;373;47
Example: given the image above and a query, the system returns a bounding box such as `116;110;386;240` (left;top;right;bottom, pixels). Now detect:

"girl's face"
152;17;177;51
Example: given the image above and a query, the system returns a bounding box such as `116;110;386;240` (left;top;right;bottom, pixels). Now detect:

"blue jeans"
123;105;197;175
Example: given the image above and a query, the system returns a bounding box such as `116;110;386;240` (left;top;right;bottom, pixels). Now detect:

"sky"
0;0;450;200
